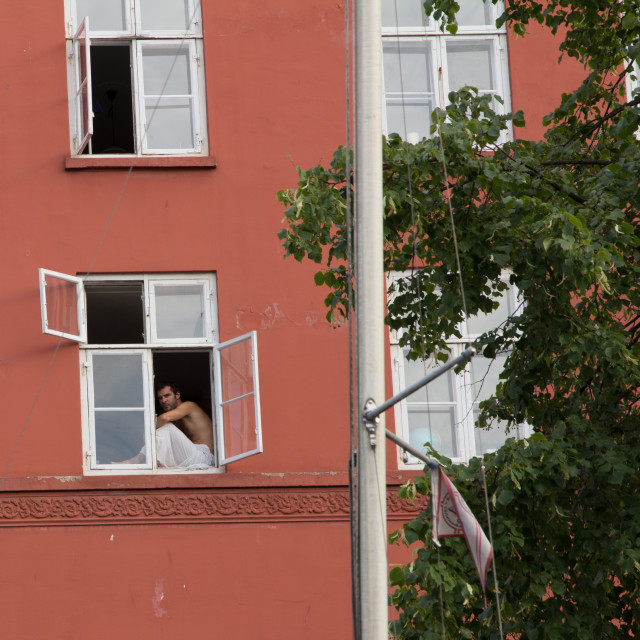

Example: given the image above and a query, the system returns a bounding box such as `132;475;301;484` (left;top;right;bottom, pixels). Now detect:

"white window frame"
64;0;208;157
39;270;262;474
148;277;215;345
214;332;263;465
388;271;531;467
71;17;93;154
382;0;512;143
38;268;87;343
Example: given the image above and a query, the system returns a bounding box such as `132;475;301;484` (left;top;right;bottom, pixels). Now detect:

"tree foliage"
277;0;640;636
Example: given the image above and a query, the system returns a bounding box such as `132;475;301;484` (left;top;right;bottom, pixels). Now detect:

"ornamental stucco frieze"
0;486;426;528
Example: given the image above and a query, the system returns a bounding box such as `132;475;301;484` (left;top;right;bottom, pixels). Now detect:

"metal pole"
355;0;386;637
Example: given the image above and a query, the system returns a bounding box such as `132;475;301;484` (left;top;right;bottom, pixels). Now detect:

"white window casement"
382;0;511;143
65;0;208;156
389;274;531;466
627;60;639;101
38;270;262;474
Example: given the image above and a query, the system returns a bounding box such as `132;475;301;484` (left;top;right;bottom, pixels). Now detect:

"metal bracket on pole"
363;399;379;447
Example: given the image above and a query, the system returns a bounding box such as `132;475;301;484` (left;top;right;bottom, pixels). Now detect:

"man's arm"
156;401;198;428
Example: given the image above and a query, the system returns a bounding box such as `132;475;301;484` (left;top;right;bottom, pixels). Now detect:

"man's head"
156;382;181;412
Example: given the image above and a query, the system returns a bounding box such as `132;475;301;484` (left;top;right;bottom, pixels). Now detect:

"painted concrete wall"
0;0;587;638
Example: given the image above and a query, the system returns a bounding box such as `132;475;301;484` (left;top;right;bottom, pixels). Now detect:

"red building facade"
0;1;584;638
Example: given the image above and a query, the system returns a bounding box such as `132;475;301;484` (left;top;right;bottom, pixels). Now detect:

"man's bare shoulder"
180;401;206;416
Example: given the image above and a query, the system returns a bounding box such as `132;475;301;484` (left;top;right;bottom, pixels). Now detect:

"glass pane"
474;417;510;455
384;40;432;94
408;407;457;458
142;45;191;95
219;339;254;403
466;287;512;335
222;395;258;460
403;351;454;402
456;0;492;27
77;0;127;31
469;353;506;403
140;0;192;31
92;353;145;407
386;101;432;142
145;98;195;149
153;284;205;339
43;274;81;337
95;410;145;464
446;40;494;91
382;0;426;27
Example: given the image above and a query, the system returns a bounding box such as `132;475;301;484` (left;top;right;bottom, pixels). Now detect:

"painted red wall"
0;1;587;638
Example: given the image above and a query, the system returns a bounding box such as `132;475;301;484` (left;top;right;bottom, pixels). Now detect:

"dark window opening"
87;45;135;154
153;350;213;419
85;281;145;344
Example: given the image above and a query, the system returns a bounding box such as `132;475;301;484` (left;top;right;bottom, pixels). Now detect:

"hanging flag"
431;464;493;592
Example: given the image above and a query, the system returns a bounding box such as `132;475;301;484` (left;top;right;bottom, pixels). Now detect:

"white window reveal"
390;276;531;466
38;270;262;474
65;0;207;156
381;0;511;143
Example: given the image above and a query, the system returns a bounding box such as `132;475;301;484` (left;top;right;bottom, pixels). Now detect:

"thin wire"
436;546;447;640
345;0;361;637
386;3;442;636
0;1;203;489
481;462;504;640
436;70;505;640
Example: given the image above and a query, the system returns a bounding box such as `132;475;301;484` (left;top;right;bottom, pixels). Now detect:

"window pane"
403;351;454;402
408;407;457;458
140;0;191;31
465;287;512;336
152;284;205;339
142;45;191;95
219;339;254;403
470;354;511;454
474;416;510;455
222;395;258;460
42;274;81;338
446;40;494;91
382;0;426;27
145;98;195;150
456;0;493;27
386;101;432;142
92;353;145;407
95;410;145;464
77;0;127;31
384;40;432;93
469;353;506;404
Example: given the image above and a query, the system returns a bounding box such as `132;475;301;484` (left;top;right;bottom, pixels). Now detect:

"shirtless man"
119;383;214;467
156;383;214;454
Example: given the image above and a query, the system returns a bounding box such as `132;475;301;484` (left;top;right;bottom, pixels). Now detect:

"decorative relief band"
0;487;426;528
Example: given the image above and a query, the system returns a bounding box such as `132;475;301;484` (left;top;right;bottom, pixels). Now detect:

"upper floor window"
389;273;531;466
65;0;208;156
382;0;510;142
39;270;261;474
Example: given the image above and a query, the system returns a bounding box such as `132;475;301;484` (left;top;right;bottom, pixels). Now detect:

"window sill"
65;155;217;170
0;470;417;493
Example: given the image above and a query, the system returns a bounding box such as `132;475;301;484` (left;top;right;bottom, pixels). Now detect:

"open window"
65;0;208;156
38;268;87;342
38;270;262;473
71;17;93;154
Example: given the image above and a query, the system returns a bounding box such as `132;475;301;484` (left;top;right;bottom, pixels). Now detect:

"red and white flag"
431;465;493;592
